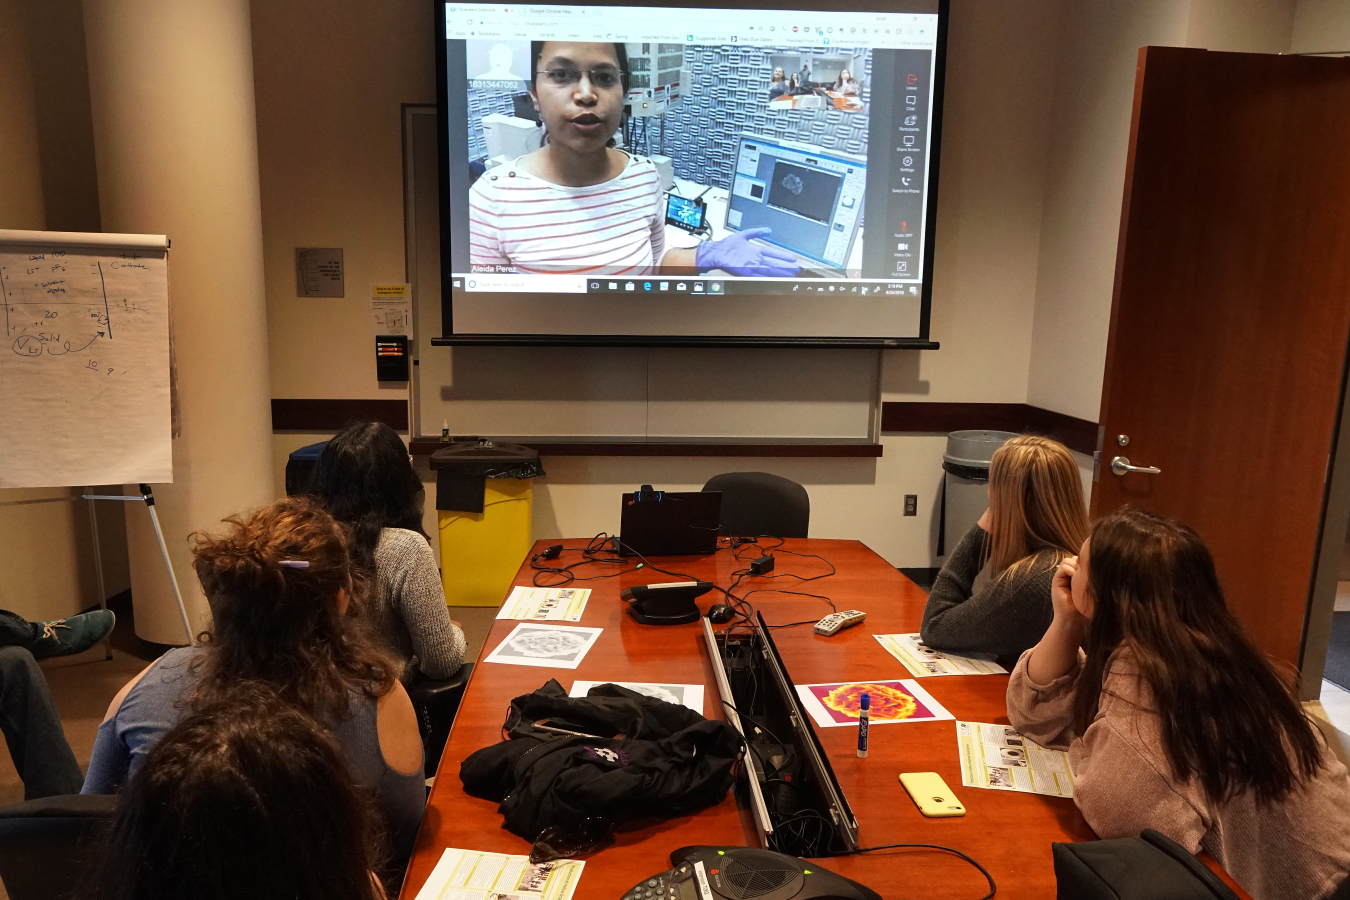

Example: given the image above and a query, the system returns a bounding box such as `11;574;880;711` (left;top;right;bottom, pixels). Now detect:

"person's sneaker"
27;610;116;660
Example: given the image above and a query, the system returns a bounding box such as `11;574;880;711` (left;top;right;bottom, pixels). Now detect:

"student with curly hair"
82;498;424;866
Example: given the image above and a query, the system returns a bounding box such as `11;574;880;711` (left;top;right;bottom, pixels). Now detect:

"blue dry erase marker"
857;692;870;758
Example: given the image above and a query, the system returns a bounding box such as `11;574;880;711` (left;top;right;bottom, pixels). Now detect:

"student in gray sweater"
921;435;1089;668
1009;508;1350;900
311;422;467;681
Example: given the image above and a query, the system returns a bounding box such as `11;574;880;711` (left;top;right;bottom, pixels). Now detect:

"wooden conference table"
402;538;1249;900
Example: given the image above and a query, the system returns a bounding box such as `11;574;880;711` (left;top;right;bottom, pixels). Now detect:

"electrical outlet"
904;494;918;516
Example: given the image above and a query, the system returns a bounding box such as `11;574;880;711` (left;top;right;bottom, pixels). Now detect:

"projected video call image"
462;39;874;278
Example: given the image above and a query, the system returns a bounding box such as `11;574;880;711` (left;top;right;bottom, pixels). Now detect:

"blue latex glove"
695;227;801;277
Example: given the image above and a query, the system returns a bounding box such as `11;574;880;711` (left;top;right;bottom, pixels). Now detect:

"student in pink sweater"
1008;508;1350;900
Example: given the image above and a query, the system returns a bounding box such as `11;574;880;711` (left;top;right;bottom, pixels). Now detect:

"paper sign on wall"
371;283;412;336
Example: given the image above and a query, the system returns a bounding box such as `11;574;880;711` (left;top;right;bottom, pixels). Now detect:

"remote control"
814;609;867;636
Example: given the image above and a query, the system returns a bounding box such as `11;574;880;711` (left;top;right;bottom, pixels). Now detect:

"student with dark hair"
1008;508;1350;900
308;421;466;680
83;497;425;865
832;68;860;95
91;691;389;900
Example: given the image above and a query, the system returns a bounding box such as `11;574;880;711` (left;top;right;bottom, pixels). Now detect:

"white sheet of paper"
874;633;1007;677
496;586;590;622
955;721;1075;798
413;847;585;900
569;680;705;715
483;623;603;670
794;679;954;727
0;238;171;488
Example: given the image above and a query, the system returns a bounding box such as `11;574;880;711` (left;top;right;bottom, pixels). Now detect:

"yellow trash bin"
431;441;544;607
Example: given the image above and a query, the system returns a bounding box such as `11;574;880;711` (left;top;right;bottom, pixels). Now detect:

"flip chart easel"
0;229;190;645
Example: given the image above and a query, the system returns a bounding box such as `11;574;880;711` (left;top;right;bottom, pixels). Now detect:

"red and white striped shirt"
468;154;667;276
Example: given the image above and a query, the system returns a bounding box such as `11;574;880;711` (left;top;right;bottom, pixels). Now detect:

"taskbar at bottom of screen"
586;278;922;297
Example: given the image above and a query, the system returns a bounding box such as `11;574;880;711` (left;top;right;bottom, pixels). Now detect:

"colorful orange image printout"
797;679;952;726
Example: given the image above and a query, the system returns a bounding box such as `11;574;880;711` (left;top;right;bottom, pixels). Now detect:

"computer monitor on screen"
727;135;866;274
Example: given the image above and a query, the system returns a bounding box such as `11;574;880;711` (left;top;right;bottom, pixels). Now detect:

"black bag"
1052;829;1241;900
459;679;743;840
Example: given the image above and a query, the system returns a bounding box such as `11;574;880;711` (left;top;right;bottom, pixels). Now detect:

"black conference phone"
620;846;881;900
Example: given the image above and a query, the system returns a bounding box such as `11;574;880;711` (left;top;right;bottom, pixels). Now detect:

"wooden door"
1092;47;1350;667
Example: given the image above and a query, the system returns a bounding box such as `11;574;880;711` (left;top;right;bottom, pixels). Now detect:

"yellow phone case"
899;771;966;817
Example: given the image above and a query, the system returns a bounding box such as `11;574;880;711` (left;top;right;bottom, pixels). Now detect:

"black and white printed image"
999;747;1028;768
614;682;685;705
987;767;1014;788
484;623;603;669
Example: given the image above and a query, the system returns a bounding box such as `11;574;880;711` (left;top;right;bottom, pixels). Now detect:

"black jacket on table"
459;680;742;839
919;524;1057;669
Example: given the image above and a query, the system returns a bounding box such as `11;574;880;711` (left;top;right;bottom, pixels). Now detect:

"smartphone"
899;772;966;817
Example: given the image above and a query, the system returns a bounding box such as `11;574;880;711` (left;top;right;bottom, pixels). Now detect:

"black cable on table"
849;843;997;900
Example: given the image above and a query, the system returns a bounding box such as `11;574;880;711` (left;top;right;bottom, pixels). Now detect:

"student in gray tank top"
83;498;425;875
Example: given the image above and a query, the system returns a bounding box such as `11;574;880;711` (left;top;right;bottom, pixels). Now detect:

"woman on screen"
919;435;1088;667
768;66;789;100
833;68;860;95
1007;509;1350;900
469;41;799;277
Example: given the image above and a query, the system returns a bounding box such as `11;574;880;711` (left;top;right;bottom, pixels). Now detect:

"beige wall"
0;0;46;231
1026;0;1298;422
1290;0;1350;52
0;0;127;621
252;0;436;401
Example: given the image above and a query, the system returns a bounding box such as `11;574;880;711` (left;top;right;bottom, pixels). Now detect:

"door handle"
1110;456;1161;477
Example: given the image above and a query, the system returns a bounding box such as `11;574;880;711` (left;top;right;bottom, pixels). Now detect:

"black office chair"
702;472;810;539
0;793;117;900
407;662;474;778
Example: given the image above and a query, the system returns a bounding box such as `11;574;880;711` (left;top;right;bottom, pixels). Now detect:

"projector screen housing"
434;0;948;348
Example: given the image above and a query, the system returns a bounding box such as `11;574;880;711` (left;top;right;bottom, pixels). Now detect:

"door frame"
1301;346;1350;700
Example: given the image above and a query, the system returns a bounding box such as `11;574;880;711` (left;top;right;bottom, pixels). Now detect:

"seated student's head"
789;72;801;89
836;68;854;86
190;497;395;721
985;434;1089;576
92;692;386;900
309;421;427;567
1073;508;1325;805
528;41;631;153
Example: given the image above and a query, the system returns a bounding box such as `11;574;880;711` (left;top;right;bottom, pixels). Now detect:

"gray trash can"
939;430;1018;556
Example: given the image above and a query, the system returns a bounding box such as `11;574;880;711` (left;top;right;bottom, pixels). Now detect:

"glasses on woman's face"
539;65;623;89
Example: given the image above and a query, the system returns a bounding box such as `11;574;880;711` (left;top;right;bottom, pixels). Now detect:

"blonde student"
920;434;1089;666
1008;508;1350;900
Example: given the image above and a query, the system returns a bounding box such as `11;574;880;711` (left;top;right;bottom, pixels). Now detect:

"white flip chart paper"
0;230;172;488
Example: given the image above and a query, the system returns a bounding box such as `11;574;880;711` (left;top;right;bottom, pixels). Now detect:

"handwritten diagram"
0;239;171;488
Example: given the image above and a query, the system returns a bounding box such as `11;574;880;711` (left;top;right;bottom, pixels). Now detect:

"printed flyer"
956;721;1075;798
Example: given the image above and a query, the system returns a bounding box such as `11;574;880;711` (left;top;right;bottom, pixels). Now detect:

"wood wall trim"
881;401;1098;455
271;399;408;432
407;437;883;458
